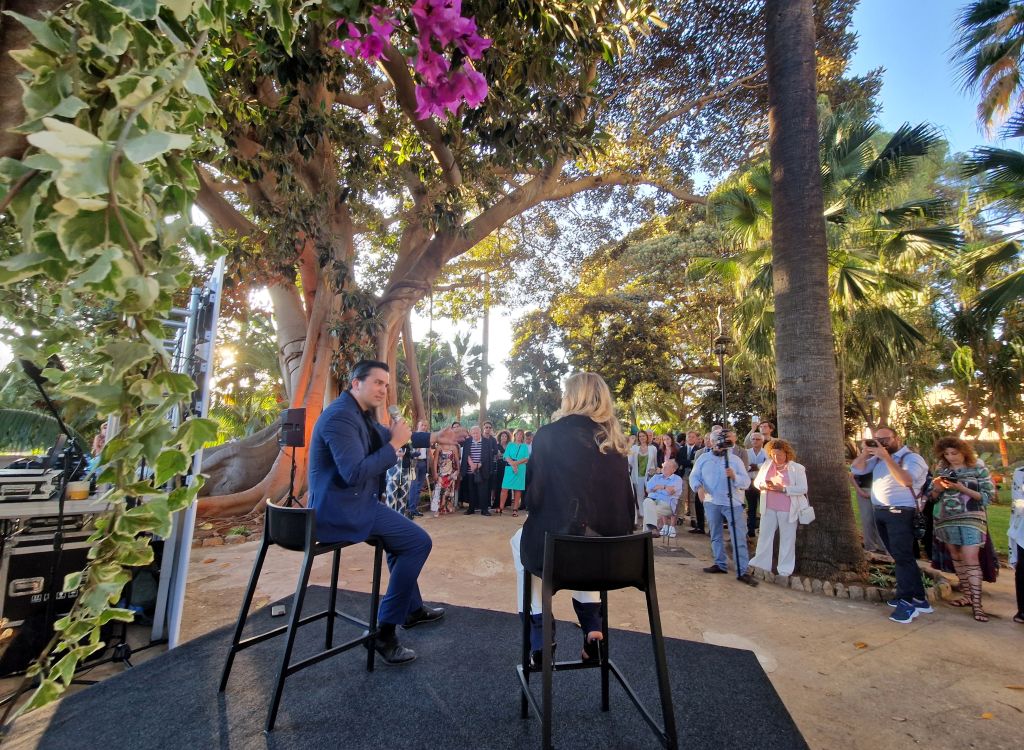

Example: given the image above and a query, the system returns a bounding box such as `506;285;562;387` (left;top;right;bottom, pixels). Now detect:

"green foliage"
0;0;298;718
699;104;959;400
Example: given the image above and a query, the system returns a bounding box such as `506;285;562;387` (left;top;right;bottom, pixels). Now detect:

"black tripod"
712;325;745;581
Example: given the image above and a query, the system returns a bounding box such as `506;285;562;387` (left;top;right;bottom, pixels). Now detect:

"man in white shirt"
690;434;758;586
643;459;683;537
851;425;930;624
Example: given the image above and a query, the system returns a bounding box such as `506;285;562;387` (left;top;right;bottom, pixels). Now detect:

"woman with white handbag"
748;438;811;577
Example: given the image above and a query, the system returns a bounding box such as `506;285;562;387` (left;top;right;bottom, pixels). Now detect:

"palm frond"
0;409;67;452
958;238;1022;280
877;225;962;265
876;199;953;226
847;124;945;207
971;267;1024;322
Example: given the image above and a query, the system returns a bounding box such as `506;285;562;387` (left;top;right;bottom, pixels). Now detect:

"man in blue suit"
308;360;467;664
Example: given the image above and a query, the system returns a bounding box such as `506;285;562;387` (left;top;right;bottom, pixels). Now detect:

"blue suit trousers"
368;502;432;624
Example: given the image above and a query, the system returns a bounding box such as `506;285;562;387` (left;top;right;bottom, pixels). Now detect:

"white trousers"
631;476;646;514
509;528;599;615
642;498;673;528
749;509;798;577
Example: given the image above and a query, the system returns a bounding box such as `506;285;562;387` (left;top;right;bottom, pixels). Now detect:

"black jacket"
519;415;635;574
460;436;498;479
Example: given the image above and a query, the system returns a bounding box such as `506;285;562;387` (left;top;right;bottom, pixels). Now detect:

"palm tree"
952;1;1024;321
954;0;1024;130
414;332;478;422
697;105;959;411
764;0;864;580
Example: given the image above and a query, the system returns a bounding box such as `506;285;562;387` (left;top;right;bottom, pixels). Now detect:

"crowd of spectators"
393;413;1024;628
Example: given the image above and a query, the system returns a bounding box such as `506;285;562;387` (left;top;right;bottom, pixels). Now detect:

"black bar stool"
517;531;678;750
219;502;384;732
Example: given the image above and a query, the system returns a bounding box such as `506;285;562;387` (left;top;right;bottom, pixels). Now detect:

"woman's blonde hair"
553;372;629;455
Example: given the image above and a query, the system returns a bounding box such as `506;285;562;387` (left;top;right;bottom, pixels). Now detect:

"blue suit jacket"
308;391;430;543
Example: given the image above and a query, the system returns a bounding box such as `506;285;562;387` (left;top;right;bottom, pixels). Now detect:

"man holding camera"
689;431;758;586
851;426;931;624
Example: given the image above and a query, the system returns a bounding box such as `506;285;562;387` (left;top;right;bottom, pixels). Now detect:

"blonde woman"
510;372;634;666
748;439;809;578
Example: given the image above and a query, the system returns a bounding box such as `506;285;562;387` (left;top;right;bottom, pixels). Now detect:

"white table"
0;496;112;520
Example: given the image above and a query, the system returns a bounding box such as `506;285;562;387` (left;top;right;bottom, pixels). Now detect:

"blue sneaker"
887;597;933;613
889;600;919;624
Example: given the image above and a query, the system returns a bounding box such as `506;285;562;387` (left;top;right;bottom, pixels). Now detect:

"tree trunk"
766;0;864;581
402;314;426;424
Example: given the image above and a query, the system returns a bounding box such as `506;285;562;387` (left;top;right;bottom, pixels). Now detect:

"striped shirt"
469;440;482;464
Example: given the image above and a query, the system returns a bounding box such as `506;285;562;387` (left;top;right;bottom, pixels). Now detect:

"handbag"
798;505;815;525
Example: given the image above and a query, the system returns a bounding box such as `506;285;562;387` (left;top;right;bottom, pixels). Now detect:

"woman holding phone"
927;436;995;622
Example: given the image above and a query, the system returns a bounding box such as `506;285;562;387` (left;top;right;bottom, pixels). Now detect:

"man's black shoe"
365;632;417;665
480;511;492;516
688;528;705;535
737;573;759;587
412;510;424;517
703;565;727;574
403;605;445;629
463;510;475;515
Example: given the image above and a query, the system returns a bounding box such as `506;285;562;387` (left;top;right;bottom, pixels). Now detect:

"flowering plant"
332;0;491;119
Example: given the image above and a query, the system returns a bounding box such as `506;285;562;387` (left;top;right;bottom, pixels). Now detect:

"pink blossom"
460;68;488;108
368;6;396;38
340;38;363;57
415;46;451;86
415;84;449;120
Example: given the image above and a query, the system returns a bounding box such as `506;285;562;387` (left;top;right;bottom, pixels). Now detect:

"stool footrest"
285;631;377;676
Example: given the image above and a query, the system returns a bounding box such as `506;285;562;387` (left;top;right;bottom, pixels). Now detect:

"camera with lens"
712;432;733;453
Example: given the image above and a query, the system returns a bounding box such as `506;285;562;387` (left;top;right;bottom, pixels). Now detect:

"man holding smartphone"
851;426;931;624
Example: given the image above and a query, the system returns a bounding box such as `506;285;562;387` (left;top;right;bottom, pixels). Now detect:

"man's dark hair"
483;421;493;428
350;359;389;383
758;420;775;431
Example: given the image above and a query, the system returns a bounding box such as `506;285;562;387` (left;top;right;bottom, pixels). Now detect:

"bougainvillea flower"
415;46;451;85
415;84;449;120
368;6;396;38
459;68;488;107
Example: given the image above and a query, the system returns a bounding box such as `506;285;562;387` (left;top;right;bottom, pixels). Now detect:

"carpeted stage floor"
10;587;806;749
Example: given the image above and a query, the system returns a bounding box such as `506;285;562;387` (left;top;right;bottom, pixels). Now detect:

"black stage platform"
8;587;807;749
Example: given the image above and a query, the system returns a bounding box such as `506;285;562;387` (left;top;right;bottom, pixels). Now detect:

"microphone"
387;405;403;425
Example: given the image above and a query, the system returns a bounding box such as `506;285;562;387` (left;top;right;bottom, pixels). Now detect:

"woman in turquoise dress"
927;436;996;622
499;428;529;516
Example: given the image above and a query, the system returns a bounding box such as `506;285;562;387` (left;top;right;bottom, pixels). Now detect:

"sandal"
973;609;989;623
511;510;518;517
947;597;972;608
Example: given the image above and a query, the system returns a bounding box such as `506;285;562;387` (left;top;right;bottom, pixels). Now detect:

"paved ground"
181;512;1022;750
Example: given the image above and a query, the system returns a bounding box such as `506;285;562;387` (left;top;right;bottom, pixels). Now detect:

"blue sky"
850;0;991;155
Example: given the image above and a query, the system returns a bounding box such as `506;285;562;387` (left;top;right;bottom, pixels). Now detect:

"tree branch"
545;172;706;204
195;167;262;237
377;42;462;188
646;66;766;135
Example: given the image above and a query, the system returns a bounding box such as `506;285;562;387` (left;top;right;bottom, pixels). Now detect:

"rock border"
748;566;954;604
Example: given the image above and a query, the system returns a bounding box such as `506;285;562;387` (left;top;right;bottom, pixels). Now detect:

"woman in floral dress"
431;441;461;517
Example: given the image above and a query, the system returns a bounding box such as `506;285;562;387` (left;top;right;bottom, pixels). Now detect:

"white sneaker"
668;526;677;538
660;525;669;536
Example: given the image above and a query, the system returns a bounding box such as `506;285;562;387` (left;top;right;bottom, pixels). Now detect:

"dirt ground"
179;512;1022;750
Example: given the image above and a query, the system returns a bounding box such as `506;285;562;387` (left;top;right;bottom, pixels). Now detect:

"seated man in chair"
642;458;683;538
308;360;466;664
